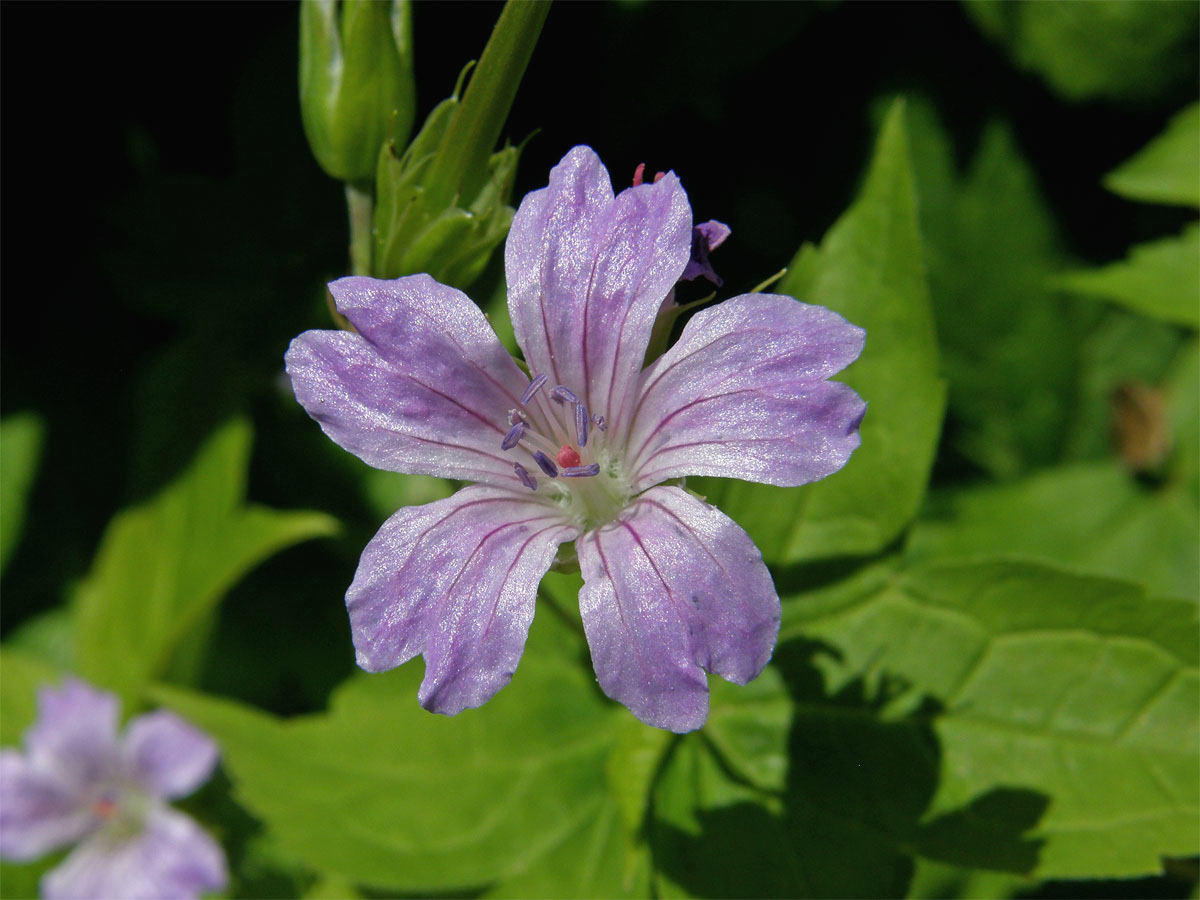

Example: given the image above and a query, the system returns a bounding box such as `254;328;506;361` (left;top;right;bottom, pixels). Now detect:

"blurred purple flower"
286;145;866;732
0;679;226;900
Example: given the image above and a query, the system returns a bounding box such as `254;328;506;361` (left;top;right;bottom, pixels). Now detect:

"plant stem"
345;182;374;276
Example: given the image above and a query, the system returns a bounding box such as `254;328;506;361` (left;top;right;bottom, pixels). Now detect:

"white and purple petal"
0;750;93;861
626;293;866;490
41;805;226;900
122;712;219;801
505;146;692;435
576;486;781;733
286;274;531;487
25;679;120;791
346;485;578;715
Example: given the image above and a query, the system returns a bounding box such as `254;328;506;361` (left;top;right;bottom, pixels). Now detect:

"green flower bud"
373;73;523;289
370;0;548;289
299;0;416;185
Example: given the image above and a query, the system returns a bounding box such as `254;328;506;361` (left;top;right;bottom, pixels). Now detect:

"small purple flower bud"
575;403;589;448
513;463;537;491
521;374;548;405
532;451;559;478
562;464;601;478
500;421;525;451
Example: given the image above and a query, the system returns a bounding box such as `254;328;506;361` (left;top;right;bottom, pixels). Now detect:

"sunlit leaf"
650;558;1198;895
907;461;1199;599
151;609;622;893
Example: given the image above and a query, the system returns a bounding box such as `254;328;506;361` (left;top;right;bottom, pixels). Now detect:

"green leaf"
1054;223;1200;327
0;647;64;745
652;558;1197;896
1168;340;1199;497
907;461;1199;599
696;99;945;564
965;0;1199;104
906;98;1077;477
1105;103;1200;209
0;413;45;576
73;419;338;703
906;859;1032;899
150;609;622;893
783;559;1198;879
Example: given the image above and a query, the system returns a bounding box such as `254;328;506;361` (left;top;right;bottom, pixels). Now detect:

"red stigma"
91;798;118;820
653;170;665;183
632;163;646;187
557;445;582;468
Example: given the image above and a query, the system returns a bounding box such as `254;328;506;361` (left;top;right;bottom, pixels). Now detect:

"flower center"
499;374;630;529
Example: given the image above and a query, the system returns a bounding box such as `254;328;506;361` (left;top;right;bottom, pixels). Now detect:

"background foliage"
2;2;1196;898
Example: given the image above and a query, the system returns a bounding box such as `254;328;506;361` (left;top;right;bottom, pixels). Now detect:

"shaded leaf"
74;419;338;703
0;413;44;576
1105;103;1200;209
696;99;945;564
906;98;1077;477
783;559;1199;879
965;0;1199;104
1054;223;1200;328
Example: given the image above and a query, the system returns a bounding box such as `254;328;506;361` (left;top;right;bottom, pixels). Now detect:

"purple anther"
500;421;525;451
513;463;537;491
532;450;559;478
508;408;525;426
562;463;601;478
591;414;607;432
550;386;579;404
575;403;589;448
520;374;548;405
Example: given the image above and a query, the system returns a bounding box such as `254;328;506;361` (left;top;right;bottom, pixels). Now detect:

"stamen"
592;414;607;432
633;162;646;187
562;464;601;478
500;421;525;451
532;451;559;478
513;462;537;491
575;403;589;447
550;386;578;404
508;408;525;426
521;374;548;405
557;445;582;468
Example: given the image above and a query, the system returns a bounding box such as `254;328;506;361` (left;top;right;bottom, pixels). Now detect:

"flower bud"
299;0;415;185
372;69;523;288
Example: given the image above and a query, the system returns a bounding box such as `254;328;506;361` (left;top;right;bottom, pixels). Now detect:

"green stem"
345;182;374;276
425;0;550;210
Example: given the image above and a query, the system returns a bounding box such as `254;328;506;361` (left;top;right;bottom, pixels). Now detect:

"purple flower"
681;219;731;286
286;146;866;732
0;679;227;900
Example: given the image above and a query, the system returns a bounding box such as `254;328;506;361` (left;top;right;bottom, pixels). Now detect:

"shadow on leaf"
651;638;1048;898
